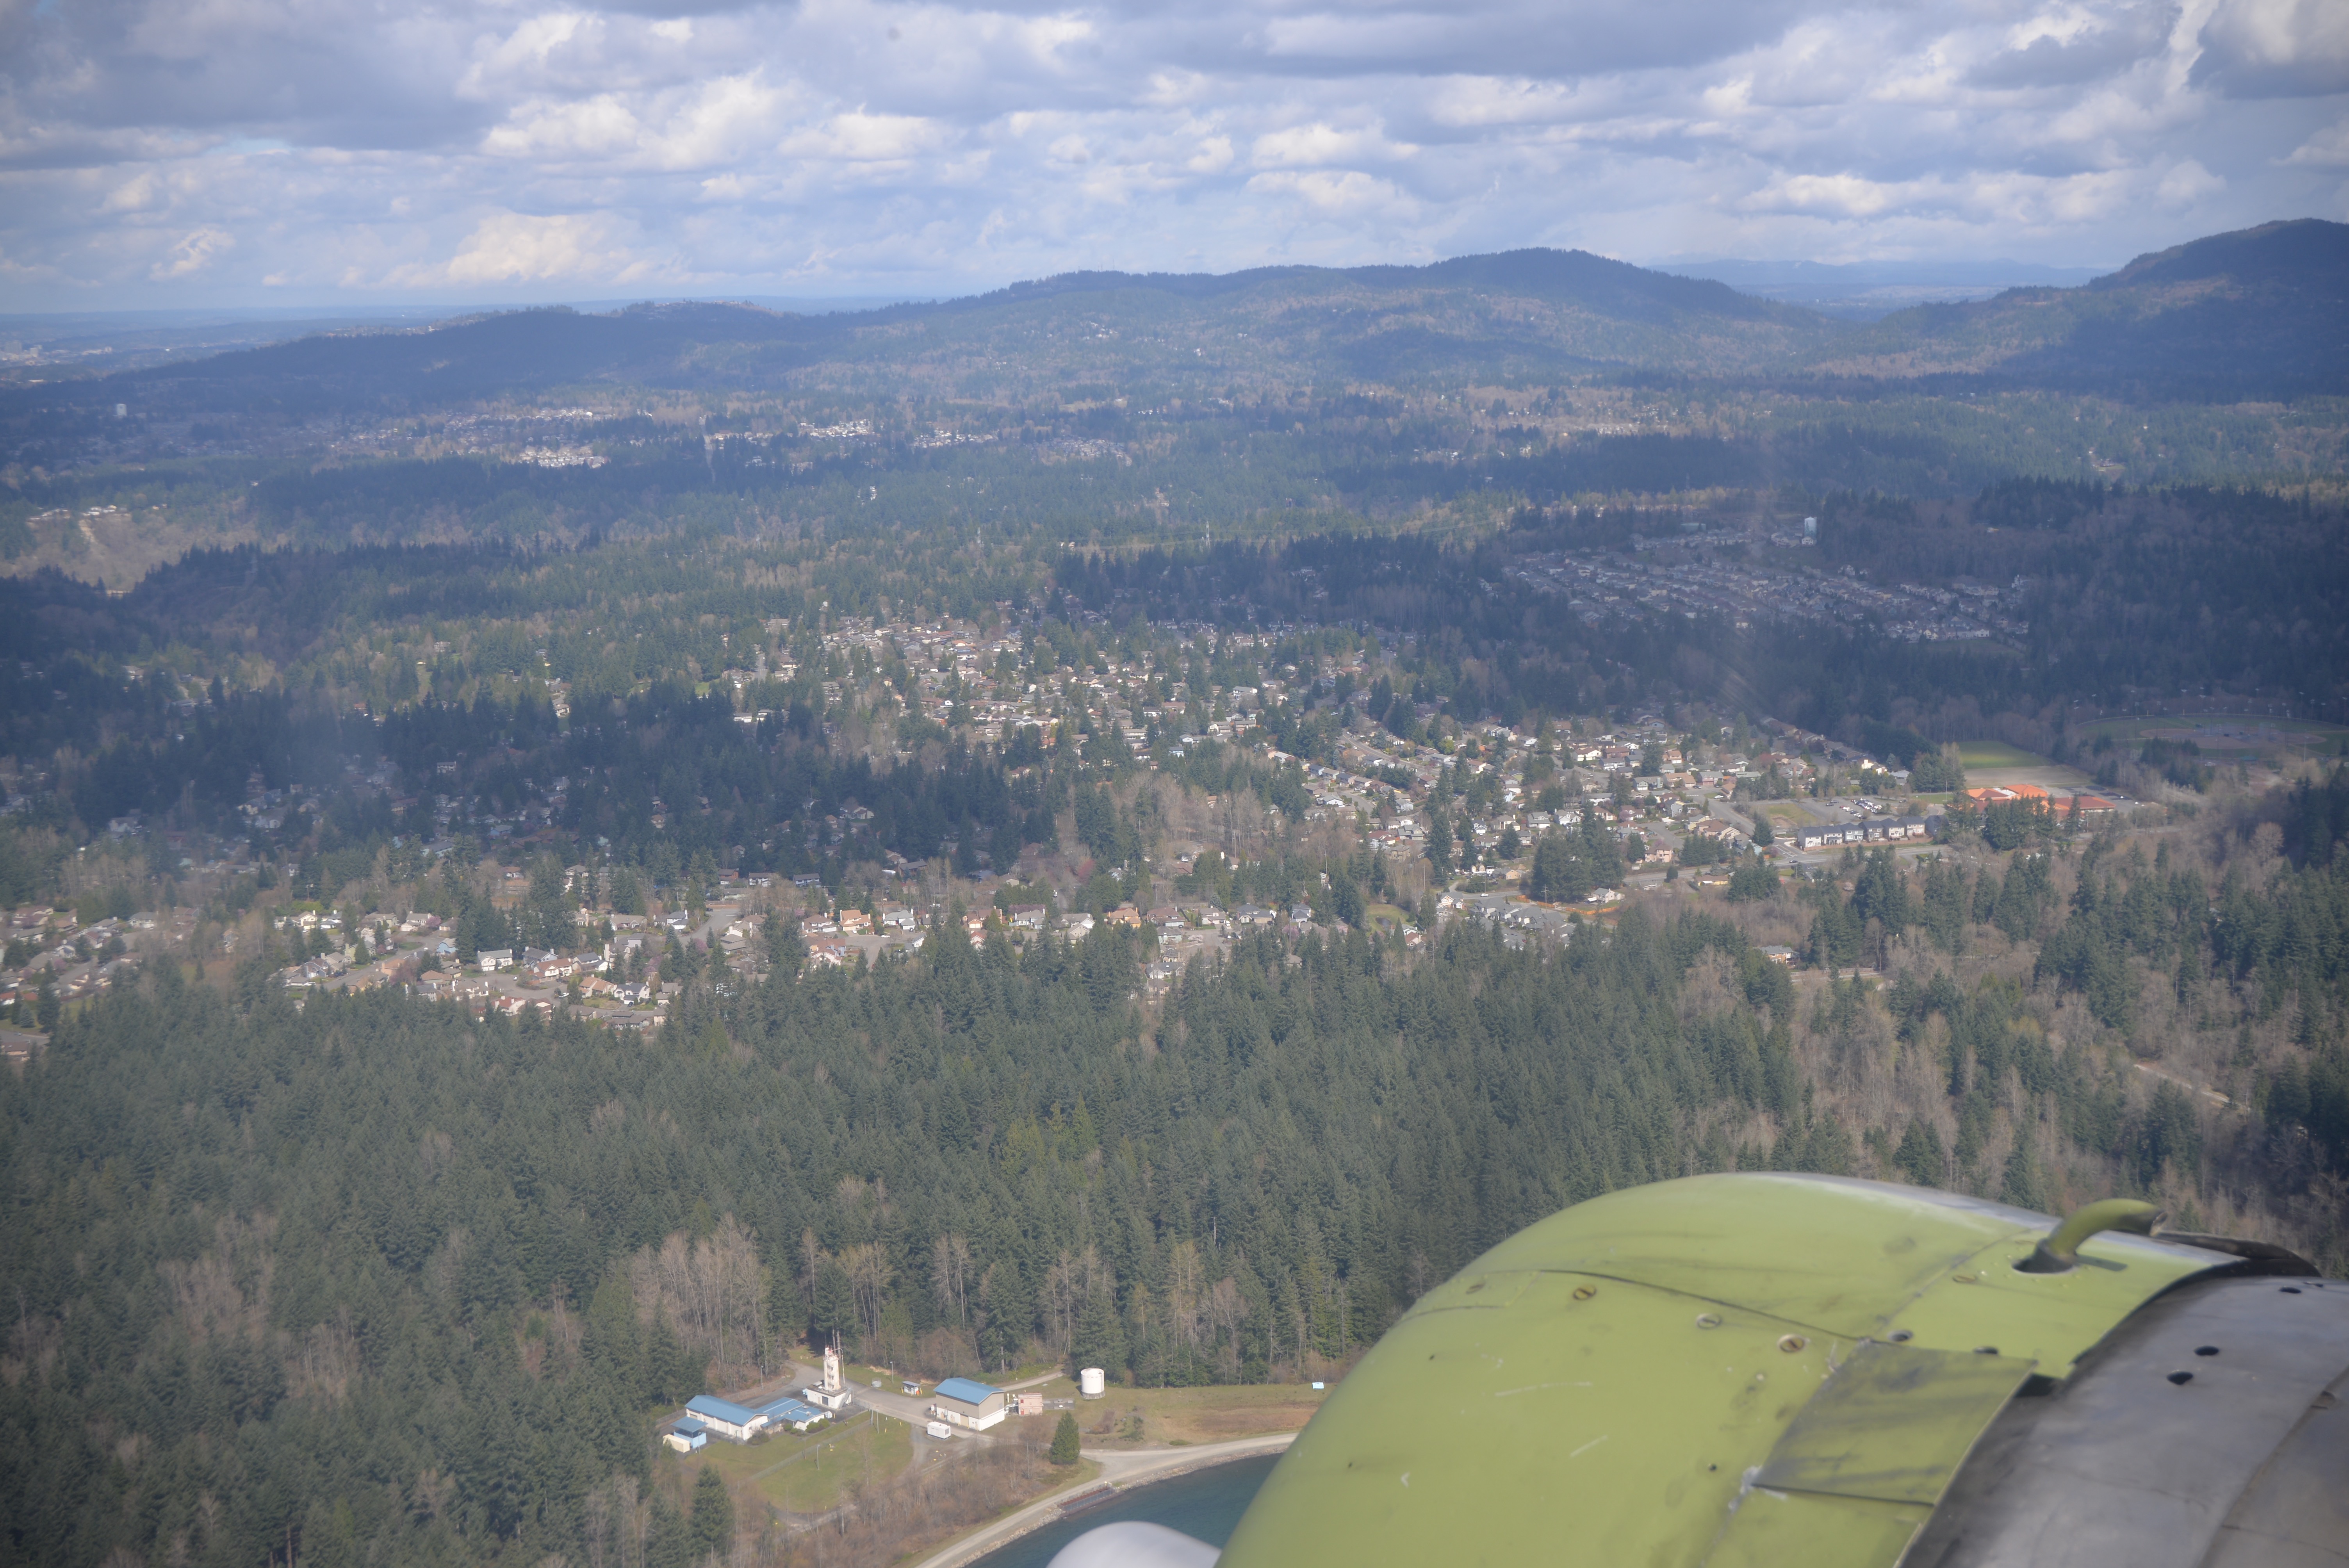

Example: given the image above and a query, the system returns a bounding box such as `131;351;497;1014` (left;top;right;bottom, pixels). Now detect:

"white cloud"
2193;0;2349;97
1251;121;1415;169
782;110;946;163
1739;173;1912;218
2283;116;2349;163
151;226;233;278
0;0;2343;307
484;95;647;160
2157;156;2226;198
1246;168;1418;220
1186;134;1235;173
436;210;653;284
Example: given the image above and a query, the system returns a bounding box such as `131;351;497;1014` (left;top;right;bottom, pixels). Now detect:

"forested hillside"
1809;219;2349;398
6;769;2349;1566
2;216;2346;1568
8;223;2343;429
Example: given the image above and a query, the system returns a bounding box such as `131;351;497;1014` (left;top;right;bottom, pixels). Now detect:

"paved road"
1000;1370;1064;1392
842;1375;944;1427
813;1364;1069;1428
914;1431;1300;1568
734;1363;1298;1566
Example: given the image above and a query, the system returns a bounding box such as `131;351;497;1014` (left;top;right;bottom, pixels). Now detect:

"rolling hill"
2;223;2341;437
1808;219;2349;397
2;249;1837;421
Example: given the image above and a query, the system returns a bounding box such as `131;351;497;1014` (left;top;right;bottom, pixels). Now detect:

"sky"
2;0;2346;308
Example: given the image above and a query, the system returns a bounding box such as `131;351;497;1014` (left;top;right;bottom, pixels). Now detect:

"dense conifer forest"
4;222;2347;1568
7;771;2349;1565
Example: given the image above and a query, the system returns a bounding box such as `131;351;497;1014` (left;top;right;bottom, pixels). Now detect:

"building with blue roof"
684;1393;765;1443
929;1376;1007;1431
756;1395;831;1434
663;1418;708;1454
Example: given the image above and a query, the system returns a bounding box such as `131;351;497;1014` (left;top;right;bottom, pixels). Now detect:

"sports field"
1956;740;2044;770
1956;739;2095;792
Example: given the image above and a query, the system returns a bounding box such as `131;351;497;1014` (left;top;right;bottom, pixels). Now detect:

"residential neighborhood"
4;594;2177;1050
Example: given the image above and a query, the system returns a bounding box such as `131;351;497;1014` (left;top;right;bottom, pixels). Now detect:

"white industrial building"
929;1377;1008;1431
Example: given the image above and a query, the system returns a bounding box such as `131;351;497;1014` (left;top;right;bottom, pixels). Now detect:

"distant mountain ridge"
3;247;1833;418
1659;257;2105;319
980;248;1785;322
3;221;2340;418
1812;219;2349;397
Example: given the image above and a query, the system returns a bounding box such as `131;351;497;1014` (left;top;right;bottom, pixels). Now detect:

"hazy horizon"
0;246;2139;326
4;0;2344;311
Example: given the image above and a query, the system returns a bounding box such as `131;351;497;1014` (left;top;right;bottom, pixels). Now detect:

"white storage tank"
1080;1367;1107;1399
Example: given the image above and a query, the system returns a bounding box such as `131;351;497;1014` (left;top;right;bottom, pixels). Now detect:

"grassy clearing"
843;1361;904;1392
681;1410;914;1516
1037;1379;1333;1447
2076;713;2349;752
1956;740;2044;769
846;1358;1058;1391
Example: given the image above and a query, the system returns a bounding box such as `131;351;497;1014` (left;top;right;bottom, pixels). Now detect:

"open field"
1956;739;2044;770
1955;739;2096;793
1018;1378;1332;1448
678;1408;916;1516
2077;713;2349;757
845;1361;904;1391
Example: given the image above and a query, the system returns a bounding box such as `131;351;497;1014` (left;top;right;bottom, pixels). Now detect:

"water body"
970;1453;1280;1568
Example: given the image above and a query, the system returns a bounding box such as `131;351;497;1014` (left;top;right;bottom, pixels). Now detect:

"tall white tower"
823;1342;843;1394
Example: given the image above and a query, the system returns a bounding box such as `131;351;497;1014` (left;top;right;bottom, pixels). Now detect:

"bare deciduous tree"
628;1215;767;1381
930;1233;972;1326
1166;1240;1205;1358
840;1241;893;1347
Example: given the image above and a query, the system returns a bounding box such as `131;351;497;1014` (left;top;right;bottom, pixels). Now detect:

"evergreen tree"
690;1467;734;1562
2000;1137;2047;1212
1073;1278;1126;1378
1050;1413;1082;1466
1528;832;1589;903
1895;1120;1948;1187
647;1493;692;1568
816;1258;857;1348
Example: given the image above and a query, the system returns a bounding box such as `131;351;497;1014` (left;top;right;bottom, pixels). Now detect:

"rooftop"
933;1376;1001;1406
685;1393;760;1425
757;1396;827;1424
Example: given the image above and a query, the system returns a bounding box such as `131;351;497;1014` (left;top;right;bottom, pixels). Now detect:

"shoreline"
912;1432;1298;1568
